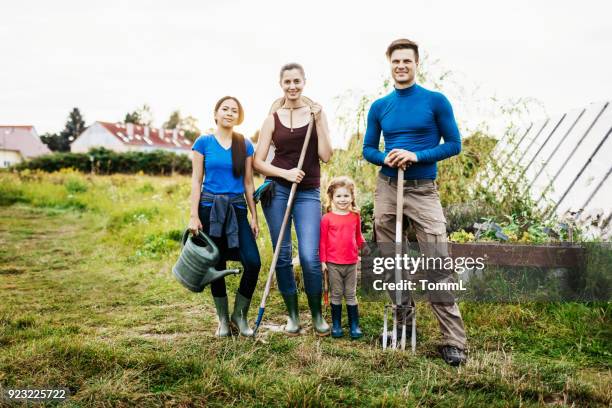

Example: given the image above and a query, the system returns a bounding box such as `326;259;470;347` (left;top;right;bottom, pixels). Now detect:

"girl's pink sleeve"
356;214;366;248
319;215;329;262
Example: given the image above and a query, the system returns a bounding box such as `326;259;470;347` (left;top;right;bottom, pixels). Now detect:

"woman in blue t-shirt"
189;96;261;337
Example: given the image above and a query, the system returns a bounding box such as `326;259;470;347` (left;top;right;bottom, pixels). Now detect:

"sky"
1;0;611;147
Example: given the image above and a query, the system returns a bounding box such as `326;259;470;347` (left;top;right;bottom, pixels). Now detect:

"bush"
437;131;497;206
65;179;88;194
14;148;191;176
107;207;160;230
0;184;27;206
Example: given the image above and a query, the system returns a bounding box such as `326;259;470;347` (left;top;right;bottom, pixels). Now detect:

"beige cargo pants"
374;173;467;349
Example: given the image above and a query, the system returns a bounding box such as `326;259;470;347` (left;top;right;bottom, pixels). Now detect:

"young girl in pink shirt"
320;176;365;339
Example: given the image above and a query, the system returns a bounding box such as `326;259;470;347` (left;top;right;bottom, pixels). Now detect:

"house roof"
0;126;50;158
98;121;192;150
3;125;33;130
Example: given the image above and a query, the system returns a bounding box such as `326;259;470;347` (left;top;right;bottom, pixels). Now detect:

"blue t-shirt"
192;134;254;205
362;84;462;180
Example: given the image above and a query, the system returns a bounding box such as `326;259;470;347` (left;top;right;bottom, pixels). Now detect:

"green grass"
0;171;610;407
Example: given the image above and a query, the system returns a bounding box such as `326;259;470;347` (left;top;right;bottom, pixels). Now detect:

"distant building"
71;121;192;155
0;126;51;168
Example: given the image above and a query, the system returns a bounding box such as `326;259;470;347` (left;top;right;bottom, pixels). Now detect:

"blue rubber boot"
347;304;363;339
331;303;344;338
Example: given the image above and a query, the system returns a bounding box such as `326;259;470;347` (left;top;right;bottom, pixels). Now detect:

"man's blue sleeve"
362;102;386;166
415;93;462;163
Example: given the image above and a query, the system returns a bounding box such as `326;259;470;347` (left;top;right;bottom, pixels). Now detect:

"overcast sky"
1;0;610;146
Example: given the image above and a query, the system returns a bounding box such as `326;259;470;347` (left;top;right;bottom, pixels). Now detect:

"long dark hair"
214;96;246;178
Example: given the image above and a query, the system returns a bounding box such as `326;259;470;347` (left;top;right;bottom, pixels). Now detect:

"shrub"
65;179;88;194
0;183;27;206
108;207;160;230
14;148;191;176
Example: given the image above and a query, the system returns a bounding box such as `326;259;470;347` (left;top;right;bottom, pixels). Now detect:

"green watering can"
172;230;241;293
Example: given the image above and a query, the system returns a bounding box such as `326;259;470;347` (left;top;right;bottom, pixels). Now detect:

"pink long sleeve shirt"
319;211;365;265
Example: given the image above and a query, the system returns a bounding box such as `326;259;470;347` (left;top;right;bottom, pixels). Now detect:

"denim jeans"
262;181;322;295
198;204;261;299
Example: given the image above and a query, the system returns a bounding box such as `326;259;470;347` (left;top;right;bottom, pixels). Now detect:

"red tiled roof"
98;121;192;150
0;126;50;158
0;125;33;130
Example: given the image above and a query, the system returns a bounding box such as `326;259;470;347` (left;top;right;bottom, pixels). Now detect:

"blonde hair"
325;176;359;214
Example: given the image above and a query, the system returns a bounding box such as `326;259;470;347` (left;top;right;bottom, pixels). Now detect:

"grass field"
0;171;610;407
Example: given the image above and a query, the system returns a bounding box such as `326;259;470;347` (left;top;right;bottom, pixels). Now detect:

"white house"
71;121;192;155
0;126;51;168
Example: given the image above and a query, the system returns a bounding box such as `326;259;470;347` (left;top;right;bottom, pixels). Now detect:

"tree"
62;108;86;143
124;104;153;126
41;107;86;152
40;132;65;152
163;110;201;142
164;110;181;129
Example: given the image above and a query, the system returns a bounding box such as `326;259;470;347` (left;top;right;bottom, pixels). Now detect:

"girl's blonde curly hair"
325;176;359;214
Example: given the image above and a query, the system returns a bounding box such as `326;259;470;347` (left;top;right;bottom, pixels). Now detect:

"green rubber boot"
306;293;330;336
281;293;301;336
213;296;231;337
231;292;254;337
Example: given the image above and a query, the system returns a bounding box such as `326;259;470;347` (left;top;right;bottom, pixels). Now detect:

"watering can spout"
172;230;242;293
203;267;241;286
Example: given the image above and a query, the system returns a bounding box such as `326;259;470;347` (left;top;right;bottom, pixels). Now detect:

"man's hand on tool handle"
384;149;418;170
284;168;305;183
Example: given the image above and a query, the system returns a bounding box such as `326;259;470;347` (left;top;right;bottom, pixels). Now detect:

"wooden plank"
514;113;566;185
491;119;546;190
531;101;608;202
449;243;584;268
479;124;531;189
548;103;612;206
492;124;531;161
583;171;612;210
524;107;584;187
556;123;612;215
576;175;612;239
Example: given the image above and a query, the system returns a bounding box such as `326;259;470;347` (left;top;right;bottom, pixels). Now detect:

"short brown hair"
279;62;305;80
386;38;419;62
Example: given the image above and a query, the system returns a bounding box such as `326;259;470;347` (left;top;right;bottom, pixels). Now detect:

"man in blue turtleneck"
363;38;467;366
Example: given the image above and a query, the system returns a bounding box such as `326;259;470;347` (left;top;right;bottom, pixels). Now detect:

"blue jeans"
198;205;261;299
262;182;322;295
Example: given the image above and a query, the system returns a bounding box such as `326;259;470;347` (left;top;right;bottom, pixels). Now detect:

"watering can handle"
181;229;215;249
181;229;191;247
